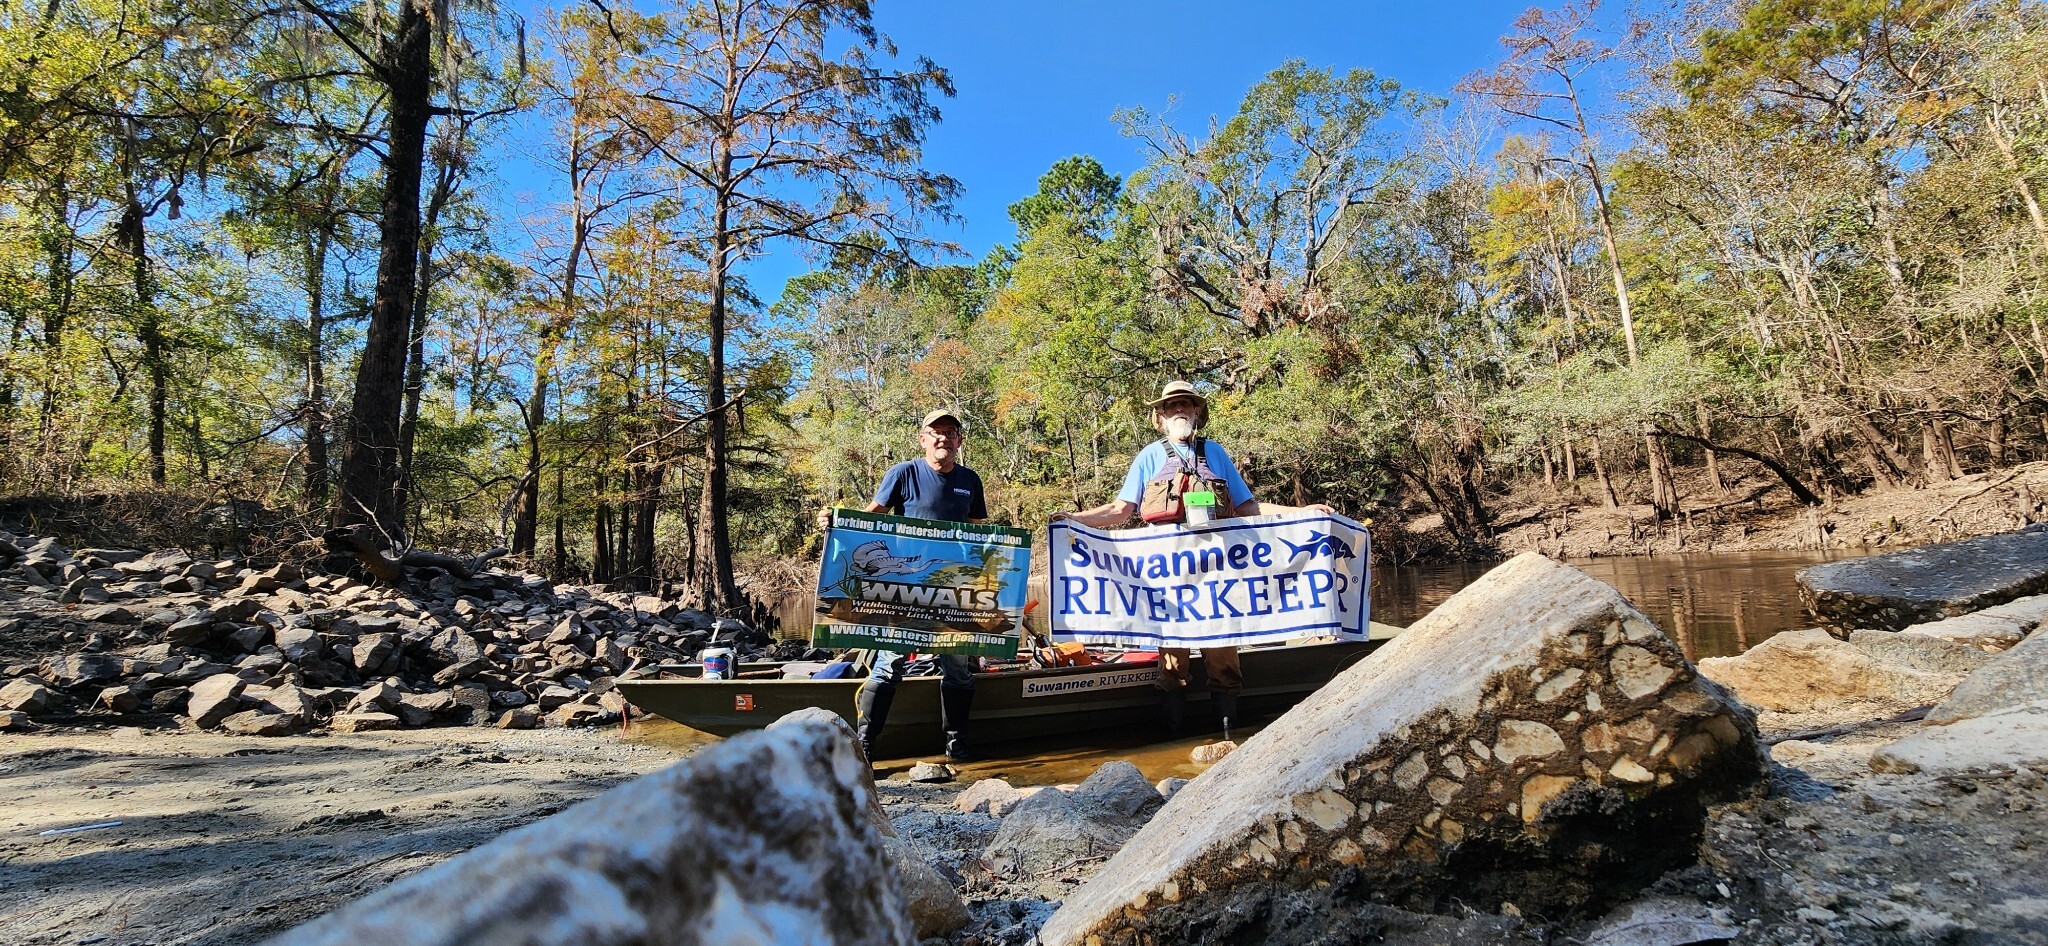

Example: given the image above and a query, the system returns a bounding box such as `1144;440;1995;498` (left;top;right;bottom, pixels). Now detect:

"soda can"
701;648;734;680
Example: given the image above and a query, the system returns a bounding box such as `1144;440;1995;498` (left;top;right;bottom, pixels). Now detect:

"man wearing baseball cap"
816;409;989;762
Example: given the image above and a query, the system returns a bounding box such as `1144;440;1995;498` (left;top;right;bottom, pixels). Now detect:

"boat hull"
616;637;1387;758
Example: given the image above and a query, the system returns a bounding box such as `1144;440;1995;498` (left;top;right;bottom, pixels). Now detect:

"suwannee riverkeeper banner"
1048;512;1371;649
813;509;1033;657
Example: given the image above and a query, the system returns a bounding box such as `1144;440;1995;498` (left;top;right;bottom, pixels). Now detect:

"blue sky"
859;0;1541;270
489;0;1579;302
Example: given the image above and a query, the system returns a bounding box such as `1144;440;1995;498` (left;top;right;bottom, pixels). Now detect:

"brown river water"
628;549;1872;785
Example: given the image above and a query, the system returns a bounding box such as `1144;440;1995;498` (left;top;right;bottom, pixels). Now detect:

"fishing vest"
1138;437;1232;525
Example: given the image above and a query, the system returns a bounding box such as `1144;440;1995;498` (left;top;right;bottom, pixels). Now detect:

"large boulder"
1871;701;2048;775
1038;554;1764;946
187;673;247;728
766;708;968;940
1697;629;1968;712
1927;620;2048;724
1797;525;2048;632
0;679;54;713
980;762;1163;881
265;718;912;946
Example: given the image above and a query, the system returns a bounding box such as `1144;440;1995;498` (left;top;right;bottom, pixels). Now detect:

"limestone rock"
332;712;401;733
96;683;145;713
275;626;325;663
0;709;33;731
1038;554;1765;946
494;707;539;729
1928;620;2048;724
1069;760;1163;819
1797;525;2048;631
1191;740;1238;764
981;762;1163;881
349;681;403;713
1697;629;1964;712
1902;613;2028;653
266;718;913;946
256;684;317;720
0;678;55;713
1872;701;2048;775
43;653;125;687
78;604;137;625
906;761;954;783
223;709;299;736
1846;629;1995;676
350;633;400;674
187;673;247;728
882;834;972;940
956;778;1026;816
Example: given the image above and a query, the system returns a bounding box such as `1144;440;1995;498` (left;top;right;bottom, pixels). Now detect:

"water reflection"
620;715;1234;787
1372;549;1872;660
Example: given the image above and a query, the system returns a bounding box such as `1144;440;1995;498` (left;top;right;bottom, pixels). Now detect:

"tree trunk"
398;138;465;518
1697;401;1726;495
631;463;662;592
1989;393;2009;468
1643;427;1679;521
332;1;433;536
553;461;567;574
116;188;166;486
593;466;613;583
36;176;74;479
1921;415;1963;481
1845;409;1917;488
302;226;330;508
692;174;741;611
1590;434;1619;508
512;131;591;557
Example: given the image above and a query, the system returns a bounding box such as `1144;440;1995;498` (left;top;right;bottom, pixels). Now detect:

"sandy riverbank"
5;702;2045;946
1396;461;2048;563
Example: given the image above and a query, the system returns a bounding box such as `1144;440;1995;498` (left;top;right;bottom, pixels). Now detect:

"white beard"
1163;417;1196;442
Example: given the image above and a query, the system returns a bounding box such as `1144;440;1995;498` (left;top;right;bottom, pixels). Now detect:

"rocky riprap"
0;530;793;735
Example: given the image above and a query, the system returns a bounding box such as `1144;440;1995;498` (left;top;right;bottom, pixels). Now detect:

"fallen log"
322;525;506;585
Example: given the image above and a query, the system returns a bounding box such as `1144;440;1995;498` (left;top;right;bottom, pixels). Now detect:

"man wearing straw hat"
1055;380;1332;735
817;408;989;762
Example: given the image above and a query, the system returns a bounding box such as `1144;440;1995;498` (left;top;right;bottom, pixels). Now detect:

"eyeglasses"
923;428;963;441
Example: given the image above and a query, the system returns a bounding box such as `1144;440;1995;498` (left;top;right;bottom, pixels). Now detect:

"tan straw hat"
919;408;964;429
1146;380;1207;408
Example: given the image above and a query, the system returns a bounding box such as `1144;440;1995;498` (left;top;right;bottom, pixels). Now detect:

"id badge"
1184;490;1217;508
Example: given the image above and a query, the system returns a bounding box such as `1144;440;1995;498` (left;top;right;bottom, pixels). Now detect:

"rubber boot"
940;685;983;762
1212;691;1240;740
1160;689;1186;737
855;681;897;763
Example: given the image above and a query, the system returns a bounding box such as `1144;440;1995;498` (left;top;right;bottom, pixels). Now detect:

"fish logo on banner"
1048;513;1371;650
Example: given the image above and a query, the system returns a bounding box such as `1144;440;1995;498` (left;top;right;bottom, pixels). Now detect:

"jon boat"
615;623;1401;758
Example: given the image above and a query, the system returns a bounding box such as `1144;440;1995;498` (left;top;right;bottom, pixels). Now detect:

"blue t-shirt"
1116;439;1254;510
873;460;988;523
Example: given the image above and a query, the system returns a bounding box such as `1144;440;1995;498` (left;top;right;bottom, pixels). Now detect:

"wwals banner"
1048;513;1371;649
814;510;1033;657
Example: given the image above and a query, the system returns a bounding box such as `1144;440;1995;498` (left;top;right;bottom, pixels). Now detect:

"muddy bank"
0;727;670;945
1393;461;2048;564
